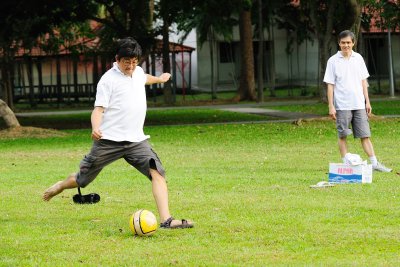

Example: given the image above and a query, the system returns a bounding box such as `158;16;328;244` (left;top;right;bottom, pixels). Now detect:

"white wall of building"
195;26;321;91
168;28;198;89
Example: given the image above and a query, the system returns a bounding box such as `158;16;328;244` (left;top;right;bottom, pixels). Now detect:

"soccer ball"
129;209;158;237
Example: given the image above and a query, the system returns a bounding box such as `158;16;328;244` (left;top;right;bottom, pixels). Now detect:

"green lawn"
1;116;399;265
268;98;400;116
0;109;272;130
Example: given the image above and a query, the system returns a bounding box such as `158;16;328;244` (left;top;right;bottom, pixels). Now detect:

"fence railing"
14;83;96;104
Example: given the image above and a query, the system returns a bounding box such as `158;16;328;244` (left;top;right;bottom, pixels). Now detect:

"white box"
328;163;372;184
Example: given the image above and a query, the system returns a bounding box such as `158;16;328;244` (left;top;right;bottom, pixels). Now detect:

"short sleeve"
137;67;147;85
323;58;335;85
359;57;369;80
94;78;112;108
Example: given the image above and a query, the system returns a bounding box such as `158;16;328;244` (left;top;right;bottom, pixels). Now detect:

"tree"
235;3;257;101
272;0;312;96
77;0;156;55
76;0;188;104
287;0;363;101
0;0;90;127
178;0;260;101
364;0;400;96
256;0;264;102
176;0;237;100
0;99;20;128
155;0;188;104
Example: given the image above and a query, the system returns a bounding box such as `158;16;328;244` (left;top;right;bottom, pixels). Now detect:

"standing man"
324;30;391;172
43;37;194;229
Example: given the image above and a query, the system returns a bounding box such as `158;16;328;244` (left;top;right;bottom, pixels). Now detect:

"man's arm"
327;83;336;120
362;79;371;116
91;106;104;140
146;73;171;85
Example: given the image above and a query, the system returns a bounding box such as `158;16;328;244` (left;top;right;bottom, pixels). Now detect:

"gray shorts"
336;109;371;138
76;139;165;188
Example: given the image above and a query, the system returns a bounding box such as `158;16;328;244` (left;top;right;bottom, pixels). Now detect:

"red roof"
13;19;194;57
14;36;100;57
153;39;195;53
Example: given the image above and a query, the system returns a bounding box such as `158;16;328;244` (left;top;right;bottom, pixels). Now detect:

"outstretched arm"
146;73;171;85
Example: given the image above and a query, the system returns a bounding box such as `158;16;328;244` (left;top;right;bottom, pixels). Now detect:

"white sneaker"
373;162;392;172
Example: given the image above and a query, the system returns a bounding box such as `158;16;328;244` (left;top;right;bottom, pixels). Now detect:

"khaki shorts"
336;109;371;138
76;139;165;188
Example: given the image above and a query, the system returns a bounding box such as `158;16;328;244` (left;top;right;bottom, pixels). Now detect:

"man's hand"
91;128;102;141
91;106;104;140
158;73;171;83
329;105;337;120
365;102;372;117
146;73;171;85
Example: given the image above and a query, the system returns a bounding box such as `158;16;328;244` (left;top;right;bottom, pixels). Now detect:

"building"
10;35;195;104
195;7;400;94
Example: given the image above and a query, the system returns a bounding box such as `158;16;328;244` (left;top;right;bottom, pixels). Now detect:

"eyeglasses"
120;58;138;65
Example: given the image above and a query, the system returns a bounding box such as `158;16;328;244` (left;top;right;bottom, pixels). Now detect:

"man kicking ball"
43;37;194;229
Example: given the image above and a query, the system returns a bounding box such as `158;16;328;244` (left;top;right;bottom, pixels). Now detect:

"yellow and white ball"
129;209;158;237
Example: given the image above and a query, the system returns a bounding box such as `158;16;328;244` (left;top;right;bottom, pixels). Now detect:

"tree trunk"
268;21;276;97
309;0;337;102
319;0;337;102
0;52;15;110
26;57;37;108
0;99;20;128
162;19;174;104
235;9;256;101
257;0;264;103
318;40;330;102
347;0;363;52
209;27;217;100
349;0;362;43
147;0;154;30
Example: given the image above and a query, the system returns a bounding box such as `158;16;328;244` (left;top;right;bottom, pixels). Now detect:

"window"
219;42;235;63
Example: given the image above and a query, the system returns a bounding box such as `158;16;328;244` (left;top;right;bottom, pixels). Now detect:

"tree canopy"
0;0;398;113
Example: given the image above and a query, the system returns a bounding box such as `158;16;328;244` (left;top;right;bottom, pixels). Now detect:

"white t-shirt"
94;63;149;142
323;51;369;110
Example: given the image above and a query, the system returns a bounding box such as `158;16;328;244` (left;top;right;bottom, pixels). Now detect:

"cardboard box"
328;163;372;184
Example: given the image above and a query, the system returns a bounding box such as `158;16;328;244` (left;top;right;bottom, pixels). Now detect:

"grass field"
269;98;400;116
1;105;399;265
0;109;273;131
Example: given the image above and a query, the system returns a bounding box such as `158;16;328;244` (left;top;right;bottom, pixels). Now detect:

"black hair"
338;30;355;43
115;37;142;60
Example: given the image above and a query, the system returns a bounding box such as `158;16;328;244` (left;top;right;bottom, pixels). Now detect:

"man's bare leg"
150;169;193;227
42;173;79;201
361;137;375;157
338;137;348;158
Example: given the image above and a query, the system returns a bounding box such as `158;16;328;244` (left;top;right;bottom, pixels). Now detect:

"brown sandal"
160;217;194;229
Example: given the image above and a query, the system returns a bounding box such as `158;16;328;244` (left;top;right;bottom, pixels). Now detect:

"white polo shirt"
323;51;369;110
94;63;149;142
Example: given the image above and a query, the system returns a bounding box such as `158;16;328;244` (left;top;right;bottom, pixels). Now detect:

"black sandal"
160;217;194;229
73;187;100;204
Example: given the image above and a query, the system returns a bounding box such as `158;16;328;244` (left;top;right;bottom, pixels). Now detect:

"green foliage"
39;21;96;55
0;0;89;50
356;0;400;32
0;0;96;106
0;119;399;265
241;0;254;11
76;0;157;54
176;0;238;45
